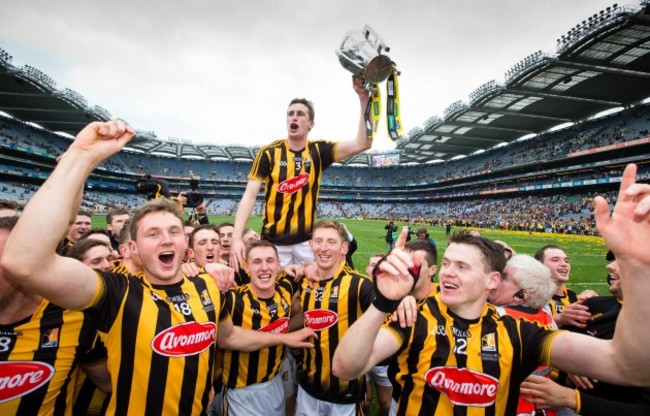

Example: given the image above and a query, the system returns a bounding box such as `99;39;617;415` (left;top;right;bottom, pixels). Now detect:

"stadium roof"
1;2;650;166
398;2;650;164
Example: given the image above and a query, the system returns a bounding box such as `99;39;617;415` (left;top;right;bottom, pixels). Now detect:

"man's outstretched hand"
595;164;650;265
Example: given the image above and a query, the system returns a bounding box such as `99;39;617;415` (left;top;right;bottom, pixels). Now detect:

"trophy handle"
363;24;390;54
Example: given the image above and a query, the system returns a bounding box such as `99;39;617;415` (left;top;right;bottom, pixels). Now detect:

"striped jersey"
0;300;98;416
494;304;559;416
56;236;74;256
547;286;578;316
111;259;137;276
69;336;109;416
298;263;374;404
249;139;337;245
220;275;296;388
386;293;559;416
87;271;228;416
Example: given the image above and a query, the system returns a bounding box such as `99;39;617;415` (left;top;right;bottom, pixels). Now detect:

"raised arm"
335;75;373;161
333;229;413;379
547;164;650;386
230;179;262;270
0;121;134;309
593;163;650;385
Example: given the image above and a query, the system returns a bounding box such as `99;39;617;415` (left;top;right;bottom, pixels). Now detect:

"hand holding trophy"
336;25;402;141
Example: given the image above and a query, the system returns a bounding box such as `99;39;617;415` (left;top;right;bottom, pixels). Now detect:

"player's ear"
128;240;138;255
486;271;500;291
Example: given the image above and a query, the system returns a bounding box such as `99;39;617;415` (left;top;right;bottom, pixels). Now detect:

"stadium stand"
1;1;650;236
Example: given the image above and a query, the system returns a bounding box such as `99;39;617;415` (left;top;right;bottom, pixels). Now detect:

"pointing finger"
394;226;409;250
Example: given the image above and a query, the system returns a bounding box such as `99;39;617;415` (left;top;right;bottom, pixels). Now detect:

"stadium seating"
1;103;648;233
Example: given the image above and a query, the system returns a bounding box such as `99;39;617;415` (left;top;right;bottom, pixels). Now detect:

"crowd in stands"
2;104;649;193
316;191;615;236
0;103;647;237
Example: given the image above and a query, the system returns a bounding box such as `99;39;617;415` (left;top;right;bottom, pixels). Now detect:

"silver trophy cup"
335;25;394;84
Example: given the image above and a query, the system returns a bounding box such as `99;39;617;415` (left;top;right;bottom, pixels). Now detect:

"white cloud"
0;0;620;151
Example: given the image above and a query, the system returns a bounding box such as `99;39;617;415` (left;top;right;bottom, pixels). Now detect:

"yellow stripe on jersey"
386;293;556;416
298;263;374;404
548;287;578;316
220;277;294;388
248;139;336;244
88;272;227;416
70;370;108;416
0;300;97;416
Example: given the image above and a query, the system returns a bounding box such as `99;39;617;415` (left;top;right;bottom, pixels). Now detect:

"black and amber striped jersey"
0;300;98;416
56;236;74;256
220;275;296;388
579;296;622;340
189;262;248;286
70;339;109;416
298;263;374;404
494;304;559;416
249;139;337;245
234;266;251;286
111;259;136;276
548;286;579;316
87;271;229;416
386;293;559;416
70;372;108;416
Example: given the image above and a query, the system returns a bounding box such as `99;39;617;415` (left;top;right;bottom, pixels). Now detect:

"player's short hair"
0;215;19;231
507;254;555;310
129;198;183;241
288;98;315;121
449;230;505;275
0;199;20;211
106;208;129;225
79;228;111;241
118;220;133;245
405;239;438;271
312;220;348;244
534;244;563;263
66;239;111;262
217;222;234;232
77;210;93;219
189;224;220;249
246;239;279;260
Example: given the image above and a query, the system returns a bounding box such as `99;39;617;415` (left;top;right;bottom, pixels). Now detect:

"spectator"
56;210;92;256
105;207;129;252
384;220;397;251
